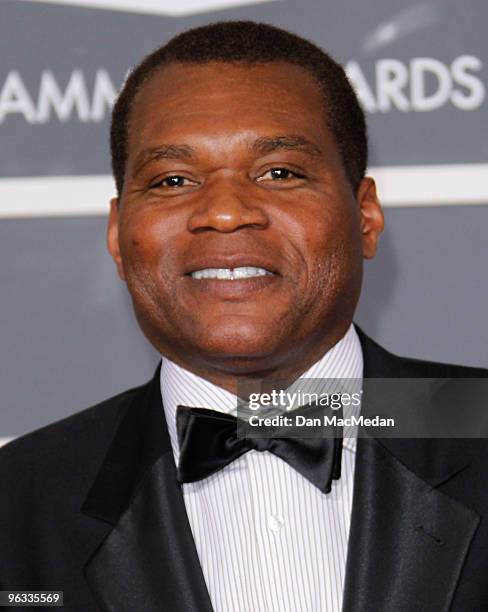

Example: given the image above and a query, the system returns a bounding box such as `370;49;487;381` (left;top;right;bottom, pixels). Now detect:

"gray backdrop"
1;0;487;441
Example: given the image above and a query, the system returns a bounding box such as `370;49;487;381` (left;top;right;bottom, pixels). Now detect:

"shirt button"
268;513;285;532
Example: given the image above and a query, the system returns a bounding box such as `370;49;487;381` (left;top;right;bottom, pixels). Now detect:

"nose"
187;175;269;233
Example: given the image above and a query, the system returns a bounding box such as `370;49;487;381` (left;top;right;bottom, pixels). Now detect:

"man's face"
108;61;383;378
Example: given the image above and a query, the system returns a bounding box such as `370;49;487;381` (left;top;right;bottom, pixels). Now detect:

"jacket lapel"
342;328;480;612
81;366;213;612
342;435;479;612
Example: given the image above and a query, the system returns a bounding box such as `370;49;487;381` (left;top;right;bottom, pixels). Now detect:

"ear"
107;197;126;281
356;177;384;259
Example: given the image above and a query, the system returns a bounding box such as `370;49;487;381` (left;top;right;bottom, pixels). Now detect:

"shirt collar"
161;323;363;464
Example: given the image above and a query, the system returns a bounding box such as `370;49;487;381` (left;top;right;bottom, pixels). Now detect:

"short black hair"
110;20;367;196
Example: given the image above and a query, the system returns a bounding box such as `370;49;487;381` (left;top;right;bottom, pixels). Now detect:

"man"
1;21;487;612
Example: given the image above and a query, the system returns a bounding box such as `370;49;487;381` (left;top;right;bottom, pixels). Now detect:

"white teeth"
191;266;273;280
217;268;232;279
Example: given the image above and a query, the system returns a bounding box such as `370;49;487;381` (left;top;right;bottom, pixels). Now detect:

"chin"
193;320;280;362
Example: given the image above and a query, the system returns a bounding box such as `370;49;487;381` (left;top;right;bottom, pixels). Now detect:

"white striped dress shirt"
160;324;363;612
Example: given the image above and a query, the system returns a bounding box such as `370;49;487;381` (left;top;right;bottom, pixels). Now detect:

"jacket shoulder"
0;383;147;502
0;381;154;597
391;352;488;378
356;327;488;378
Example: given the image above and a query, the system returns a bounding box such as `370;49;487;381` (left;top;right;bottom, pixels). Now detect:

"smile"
190;267;275;280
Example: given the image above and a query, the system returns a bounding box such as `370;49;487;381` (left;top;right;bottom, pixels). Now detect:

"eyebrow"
133;144;196;174
250;135;323;157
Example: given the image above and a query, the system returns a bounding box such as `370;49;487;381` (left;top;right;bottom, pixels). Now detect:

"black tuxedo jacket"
1;328;487;611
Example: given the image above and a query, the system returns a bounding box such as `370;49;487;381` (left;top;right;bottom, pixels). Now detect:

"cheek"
300;208;363;295
294;203;359;260
118;216;176;298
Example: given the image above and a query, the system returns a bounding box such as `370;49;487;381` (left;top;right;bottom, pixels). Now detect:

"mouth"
189;266;275;280
184;254;281;279
182;257;282;300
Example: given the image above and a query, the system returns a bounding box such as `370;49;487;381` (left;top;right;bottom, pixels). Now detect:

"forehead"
126;61;335;160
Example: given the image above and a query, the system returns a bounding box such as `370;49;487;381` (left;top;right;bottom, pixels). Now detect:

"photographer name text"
248;414;395;427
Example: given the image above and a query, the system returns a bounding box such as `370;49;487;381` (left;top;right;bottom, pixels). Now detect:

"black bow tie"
176;404;343;494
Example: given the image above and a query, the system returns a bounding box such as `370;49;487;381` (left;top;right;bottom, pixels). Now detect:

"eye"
150;175;197;189
256;167;306;182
